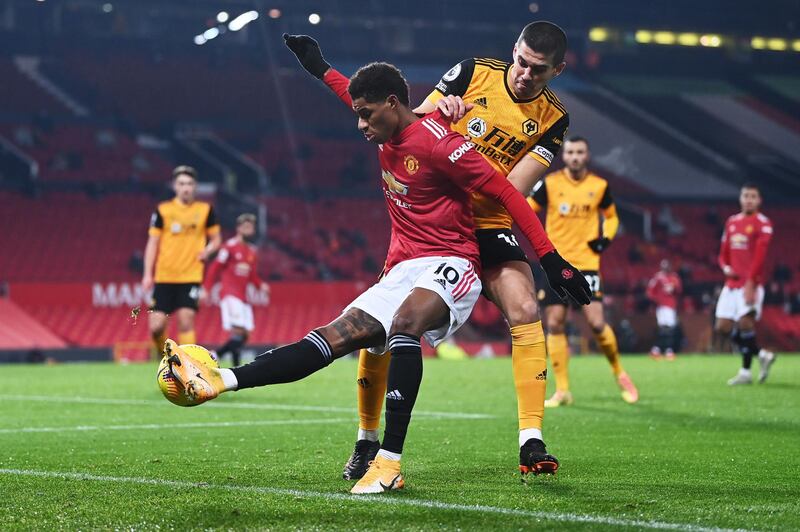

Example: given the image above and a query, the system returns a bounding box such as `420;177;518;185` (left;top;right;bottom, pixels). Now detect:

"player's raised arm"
432;134;591;305
283;34;330;79
283;33;353;107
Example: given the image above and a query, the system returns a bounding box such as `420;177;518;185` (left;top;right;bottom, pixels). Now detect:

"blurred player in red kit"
646;259;682;360
202;213;269;366
714;183;775;385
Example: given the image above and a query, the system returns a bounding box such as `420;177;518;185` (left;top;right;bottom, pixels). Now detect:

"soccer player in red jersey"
287;29;578;480
714;183;775;385
164;59;590;494
646;259;682;360
202;214;269;366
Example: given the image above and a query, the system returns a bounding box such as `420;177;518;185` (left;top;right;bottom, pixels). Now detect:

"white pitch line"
0;394;493;420
0;468;751;532
0;418;352;435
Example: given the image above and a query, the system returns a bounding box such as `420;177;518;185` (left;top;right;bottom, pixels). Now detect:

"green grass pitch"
1;354;798;530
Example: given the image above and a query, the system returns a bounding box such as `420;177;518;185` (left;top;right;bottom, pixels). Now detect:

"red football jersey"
646;271;682;309
378;115;493;271
322;69;554;274
718;212;773;289
203;237;263;300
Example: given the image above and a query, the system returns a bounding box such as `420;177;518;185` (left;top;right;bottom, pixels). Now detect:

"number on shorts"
189;286;200;300
497;233;519;247
434;262;461;285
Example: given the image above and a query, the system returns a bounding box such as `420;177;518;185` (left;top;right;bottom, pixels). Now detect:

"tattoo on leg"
324;308;386;354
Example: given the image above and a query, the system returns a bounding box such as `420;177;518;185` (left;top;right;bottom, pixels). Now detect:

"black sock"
657;327;670;352
738;329;760;370
382;334;423;455
668;327;679;352
228;334;246;366
730;329;740;354
231;330;333;389
217;338;233;360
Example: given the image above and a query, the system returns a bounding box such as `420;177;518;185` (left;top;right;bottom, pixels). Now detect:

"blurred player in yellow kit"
141;165;221;357
529;137;639;406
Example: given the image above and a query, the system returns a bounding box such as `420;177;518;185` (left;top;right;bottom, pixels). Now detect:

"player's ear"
387;94;399;109
552;62;567;77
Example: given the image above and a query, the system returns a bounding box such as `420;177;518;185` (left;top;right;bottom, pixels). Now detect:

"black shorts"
533;266;604;308
150;283;200;314
476;228;529;270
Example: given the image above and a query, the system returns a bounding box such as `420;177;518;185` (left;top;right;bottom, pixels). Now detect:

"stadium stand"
1;30;798;355
0;298;66;349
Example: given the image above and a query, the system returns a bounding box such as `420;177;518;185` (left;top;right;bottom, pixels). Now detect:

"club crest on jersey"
522;119;539;137
745;225;754;234
403;155;419;175
382;170;408;195
467;117;487;138
730;233;748;249
442;63;461;82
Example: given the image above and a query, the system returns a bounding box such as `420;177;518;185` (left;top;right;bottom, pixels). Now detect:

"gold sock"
178;330;196;346
357;349;391;431
152;331;167;359
546;333;570;392
510;322;547;431
596;324;623;376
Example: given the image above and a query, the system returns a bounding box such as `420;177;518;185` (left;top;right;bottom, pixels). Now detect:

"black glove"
587;237;612;254
283;33;330;79
540;251;592;305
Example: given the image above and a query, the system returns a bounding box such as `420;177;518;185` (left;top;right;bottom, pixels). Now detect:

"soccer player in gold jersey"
344;21;581;479
141;166;221;357
529;137;639;406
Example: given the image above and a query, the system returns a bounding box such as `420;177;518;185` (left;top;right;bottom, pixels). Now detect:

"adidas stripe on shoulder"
421;118;449;140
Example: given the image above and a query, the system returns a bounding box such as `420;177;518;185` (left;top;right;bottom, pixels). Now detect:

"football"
156;344;219;407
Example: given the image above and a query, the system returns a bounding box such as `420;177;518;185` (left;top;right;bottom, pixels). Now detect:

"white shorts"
220;295;255;332
344;256;481;354
714;285;764;322
656;306;678;328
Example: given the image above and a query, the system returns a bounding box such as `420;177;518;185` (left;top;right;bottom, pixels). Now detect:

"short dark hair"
566;135;589;147
236;213;256;226
172;165;197;180
348;62;410;107
518;21;568;65
741;182;760;193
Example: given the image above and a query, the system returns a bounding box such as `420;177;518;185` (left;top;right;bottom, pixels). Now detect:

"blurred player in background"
141;166;221;357
715;183;775;385
529;136;639;406
166;59;590;493
646;259;682;360
202;213;269;366
336;21;574;480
